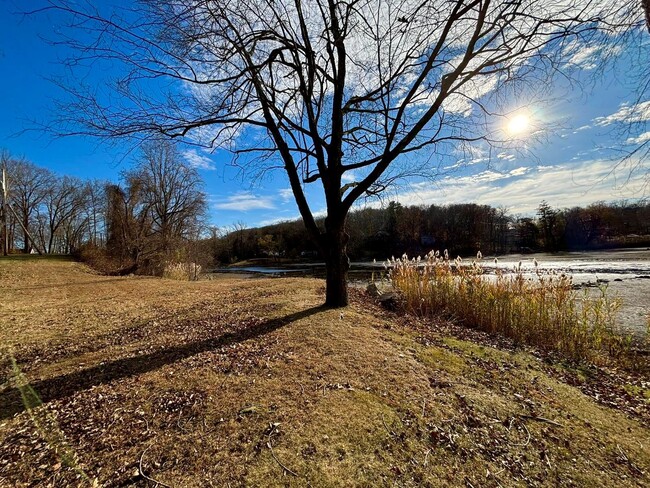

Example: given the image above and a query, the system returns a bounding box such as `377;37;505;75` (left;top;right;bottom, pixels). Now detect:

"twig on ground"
139;445;173;488
267;426;299;477
512;421;531;447
176;409;188;432
617;444;644;475
518;414;563;427
381;413;397;437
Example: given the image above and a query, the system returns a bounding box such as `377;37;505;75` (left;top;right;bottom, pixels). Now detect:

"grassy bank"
0;256;649;486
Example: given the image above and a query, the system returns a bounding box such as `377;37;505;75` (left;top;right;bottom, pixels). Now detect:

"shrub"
75;244;129;275
389;251;629;362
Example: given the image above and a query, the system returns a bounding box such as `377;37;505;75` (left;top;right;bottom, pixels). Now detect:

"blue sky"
0;1;648;230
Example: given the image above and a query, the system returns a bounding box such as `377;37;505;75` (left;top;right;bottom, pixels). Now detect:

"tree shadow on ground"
0;305;324;421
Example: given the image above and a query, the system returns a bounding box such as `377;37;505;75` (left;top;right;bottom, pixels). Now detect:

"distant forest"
212;200;650;264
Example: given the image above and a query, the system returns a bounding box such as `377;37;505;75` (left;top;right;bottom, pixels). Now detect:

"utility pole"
1;163;8;256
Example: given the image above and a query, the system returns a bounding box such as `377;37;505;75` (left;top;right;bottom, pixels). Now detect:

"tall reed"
163;261;202;281
389;251;628;362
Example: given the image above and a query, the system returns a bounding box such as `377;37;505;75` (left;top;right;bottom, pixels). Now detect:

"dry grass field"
1;256;649;487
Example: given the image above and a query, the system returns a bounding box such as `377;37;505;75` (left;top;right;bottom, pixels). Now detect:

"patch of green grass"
624;384;650;402
441;336;508;360
416;346;467;374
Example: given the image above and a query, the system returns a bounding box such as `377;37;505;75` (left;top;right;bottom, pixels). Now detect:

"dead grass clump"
162;261;202;281
389;251;629;362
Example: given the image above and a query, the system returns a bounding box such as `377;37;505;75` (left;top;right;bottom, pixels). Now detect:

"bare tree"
105;182;151;269
5;156;52;253
39;0;640;305
41;176;88;253
124;140;207;253
105;140;206;272
84;179;108;247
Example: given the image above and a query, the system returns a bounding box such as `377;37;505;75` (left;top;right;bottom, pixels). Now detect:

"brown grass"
1;256;649;487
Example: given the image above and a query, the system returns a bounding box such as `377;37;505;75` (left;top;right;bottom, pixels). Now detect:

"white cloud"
497;152;516;161
214;192;276;211
278;188;294;201
626;131;650;145
183;149;216;170
391;159;646;214
508;167;529;177
594;101;650;126
563;41;602;70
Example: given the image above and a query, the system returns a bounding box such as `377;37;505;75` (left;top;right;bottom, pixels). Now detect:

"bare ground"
1;256;649;487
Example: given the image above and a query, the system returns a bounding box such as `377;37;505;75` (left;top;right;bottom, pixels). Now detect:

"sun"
506;113;531;135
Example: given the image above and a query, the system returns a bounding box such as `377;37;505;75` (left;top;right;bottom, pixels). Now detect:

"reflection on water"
216;266;309;274
214;249;650;281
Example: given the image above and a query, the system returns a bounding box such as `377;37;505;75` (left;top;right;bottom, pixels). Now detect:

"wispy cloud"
278;188;294;201
573;125;591;133
183;149;216;170
214;192;276;211
593;101;650;126
391;159;645;214
626;131;650;145
563;42;601;70
562;40;622;71
497;152;516;161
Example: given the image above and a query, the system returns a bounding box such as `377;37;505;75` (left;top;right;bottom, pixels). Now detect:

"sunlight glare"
507;113;530;135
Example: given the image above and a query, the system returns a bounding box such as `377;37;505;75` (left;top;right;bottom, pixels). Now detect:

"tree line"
1;149;105;255
0;141;207;275
3;140;647;271
211;200;650;264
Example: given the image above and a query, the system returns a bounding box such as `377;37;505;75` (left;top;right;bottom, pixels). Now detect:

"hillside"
0;256;649;487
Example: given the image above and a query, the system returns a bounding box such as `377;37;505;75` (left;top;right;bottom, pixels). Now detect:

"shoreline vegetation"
389;251;643;363
1;256;649;486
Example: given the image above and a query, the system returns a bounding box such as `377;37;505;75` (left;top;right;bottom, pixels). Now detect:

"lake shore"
216;248;650;337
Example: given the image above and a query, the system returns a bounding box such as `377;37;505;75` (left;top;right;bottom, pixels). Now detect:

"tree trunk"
323;227;350;308
23;215;30;253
